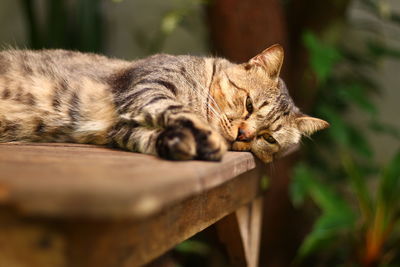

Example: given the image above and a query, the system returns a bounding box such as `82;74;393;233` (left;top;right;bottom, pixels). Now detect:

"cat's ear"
248;44;284;79
296;116;330;136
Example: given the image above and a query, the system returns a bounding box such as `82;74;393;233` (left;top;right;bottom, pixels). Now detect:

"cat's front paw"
193;126;227;161
156;118;227;161
156;127;197;160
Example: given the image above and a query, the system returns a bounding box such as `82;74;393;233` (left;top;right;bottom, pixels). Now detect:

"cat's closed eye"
246;96;253;114
263;134;277;144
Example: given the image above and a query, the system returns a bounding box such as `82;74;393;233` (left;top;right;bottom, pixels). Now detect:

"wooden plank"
215;212;247;266
216;197;263;267
240;197;262;267
0;166;263;267
0;143;257;219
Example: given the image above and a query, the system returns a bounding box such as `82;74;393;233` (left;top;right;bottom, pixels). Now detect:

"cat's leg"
156;107;227;161
109;118;200;160
108;119;162;156
113;103;227;161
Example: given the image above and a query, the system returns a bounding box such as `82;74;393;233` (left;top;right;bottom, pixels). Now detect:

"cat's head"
209;44;329;163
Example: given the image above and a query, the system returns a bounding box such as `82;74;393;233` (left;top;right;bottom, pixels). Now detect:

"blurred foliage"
303;32;342;83
291;0;400;265
20;0;103;52
133;0;208;55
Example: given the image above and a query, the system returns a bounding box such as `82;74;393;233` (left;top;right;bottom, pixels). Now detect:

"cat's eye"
246;96;253;114
264;134;277;144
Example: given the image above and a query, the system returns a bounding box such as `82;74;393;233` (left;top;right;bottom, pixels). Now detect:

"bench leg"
216;197;263;267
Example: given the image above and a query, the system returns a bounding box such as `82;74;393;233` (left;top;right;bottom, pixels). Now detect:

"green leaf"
290;164;312;207
291;163;356;260
308;178;353;215
347;126;373;158
337;83;378;115
341;152;373;220
378;150;400;209
297;211;355;259
291;164;353;214
302;31;341;83
318;104;373;158
368;41;400;59
317;105;350;146
175;240;210;256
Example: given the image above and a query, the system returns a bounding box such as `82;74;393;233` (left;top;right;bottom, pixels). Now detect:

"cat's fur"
0;44;328;163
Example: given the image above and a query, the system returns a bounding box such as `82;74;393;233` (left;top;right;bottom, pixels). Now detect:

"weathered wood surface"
0;143;265;267
0;142;258;219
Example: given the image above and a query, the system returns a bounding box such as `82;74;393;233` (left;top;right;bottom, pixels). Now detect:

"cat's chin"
231;141;252;152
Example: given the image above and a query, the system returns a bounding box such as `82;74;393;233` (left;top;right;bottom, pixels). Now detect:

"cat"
0;44;329;163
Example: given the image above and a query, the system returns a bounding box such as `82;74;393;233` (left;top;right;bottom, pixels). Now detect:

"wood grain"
0;143;256;219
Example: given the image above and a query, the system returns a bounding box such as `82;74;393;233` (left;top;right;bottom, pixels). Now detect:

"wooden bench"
0;143;266;267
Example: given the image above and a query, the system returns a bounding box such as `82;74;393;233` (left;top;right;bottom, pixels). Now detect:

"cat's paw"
156;127;197;160
156;118;227;161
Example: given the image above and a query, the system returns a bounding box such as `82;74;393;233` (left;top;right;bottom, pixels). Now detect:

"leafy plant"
292;151;400;265
291;0;400;265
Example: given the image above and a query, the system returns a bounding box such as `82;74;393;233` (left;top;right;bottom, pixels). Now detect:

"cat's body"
0;45;328;163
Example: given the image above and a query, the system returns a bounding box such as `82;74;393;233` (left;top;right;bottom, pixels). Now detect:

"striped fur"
0;45;328;162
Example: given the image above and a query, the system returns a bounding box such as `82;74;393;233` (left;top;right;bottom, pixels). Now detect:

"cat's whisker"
218;114;235;141
196;91;234;139
183;71;234;133
181;68;222;113
182;68;224;117
195;89;222;119
182;75;223;120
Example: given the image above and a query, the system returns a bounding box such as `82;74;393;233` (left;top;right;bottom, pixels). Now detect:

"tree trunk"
207;0;288;65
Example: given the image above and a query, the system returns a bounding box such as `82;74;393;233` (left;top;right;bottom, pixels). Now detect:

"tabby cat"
0;44;328;163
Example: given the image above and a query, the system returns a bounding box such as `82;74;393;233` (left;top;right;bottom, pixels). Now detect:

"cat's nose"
236;128;253;142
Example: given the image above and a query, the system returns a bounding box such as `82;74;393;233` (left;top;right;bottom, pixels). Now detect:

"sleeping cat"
0;44;328;163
